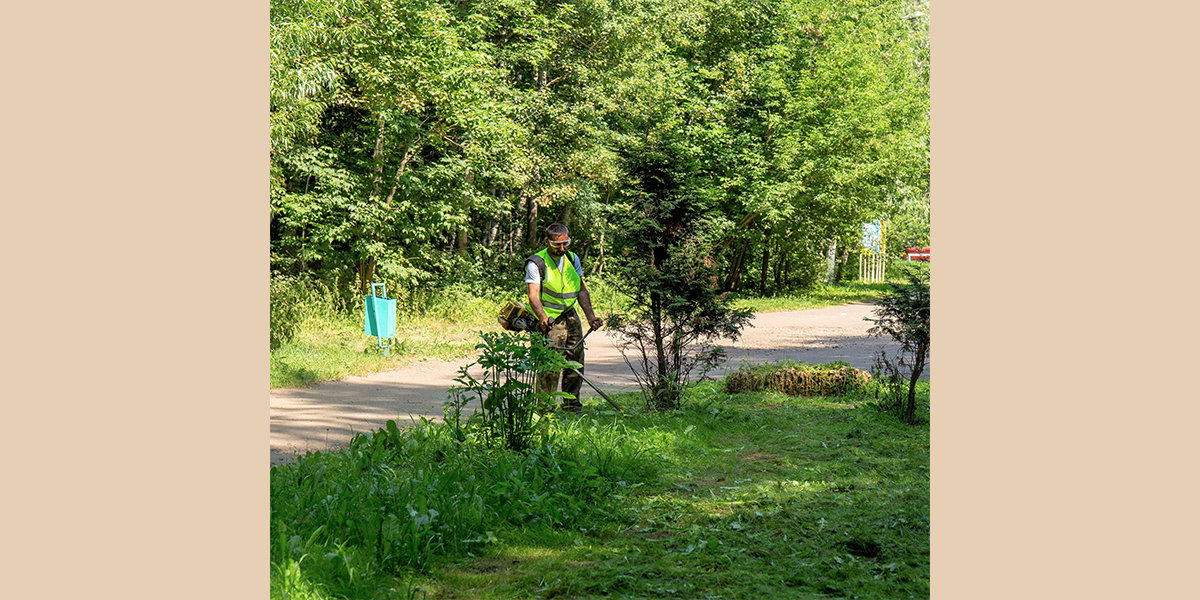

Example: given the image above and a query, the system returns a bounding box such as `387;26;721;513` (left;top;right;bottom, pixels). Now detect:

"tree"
270;0;530;295
268;0;930;336
607;138;754;409
867;269;929;424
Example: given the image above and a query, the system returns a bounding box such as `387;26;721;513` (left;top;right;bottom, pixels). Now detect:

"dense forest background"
270;0;929;309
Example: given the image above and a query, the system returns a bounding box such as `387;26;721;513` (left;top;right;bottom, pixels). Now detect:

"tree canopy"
270;0;929;302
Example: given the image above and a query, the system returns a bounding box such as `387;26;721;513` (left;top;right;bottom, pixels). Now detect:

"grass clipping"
725;362;872;397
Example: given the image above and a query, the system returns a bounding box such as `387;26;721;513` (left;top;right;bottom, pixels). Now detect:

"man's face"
547;233;570;257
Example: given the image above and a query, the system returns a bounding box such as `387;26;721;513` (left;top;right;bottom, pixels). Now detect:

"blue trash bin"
364;282;397;355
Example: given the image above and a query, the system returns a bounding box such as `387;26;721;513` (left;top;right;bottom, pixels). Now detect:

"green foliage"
272;374;930;599
270;414;662;594
868;268;929;356
270;0;929;312
447;331;576;452
867;267;930;424
606;140;754;410
270;276;344;349
402;380;929;599
269;0;930;386
577;275;634;318
886;193;931;257
675;0;929;295
885;255;929;280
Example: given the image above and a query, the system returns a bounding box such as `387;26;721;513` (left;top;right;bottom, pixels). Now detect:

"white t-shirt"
525;253;584;284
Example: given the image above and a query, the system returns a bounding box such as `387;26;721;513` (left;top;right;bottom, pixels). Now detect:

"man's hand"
588;316;603;330
540;314;552;332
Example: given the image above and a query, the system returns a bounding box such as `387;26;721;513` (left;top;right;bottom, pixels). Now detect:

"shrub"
867;269;930;424
885;258;929;281
447;331;576;452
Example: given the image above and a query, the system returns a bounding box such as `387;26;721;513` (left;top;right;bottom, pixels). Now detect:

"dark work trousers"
537;307;584;409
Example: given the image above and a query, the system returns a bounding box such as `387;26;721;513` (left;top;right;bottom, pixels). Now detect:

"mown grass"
270;374;930;599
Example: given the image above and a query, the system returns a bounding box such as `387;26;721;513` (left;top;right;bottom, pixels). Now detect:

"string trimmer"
497;301;623;411
547;328;624;412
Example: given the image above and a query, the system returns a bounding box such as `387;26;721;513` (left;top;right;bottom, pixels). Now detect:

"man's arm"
527;283;551;331
577;281;603;330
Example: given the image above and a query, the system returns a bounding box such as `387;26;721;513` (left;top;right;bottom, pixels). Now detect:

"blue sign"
862;220;883;254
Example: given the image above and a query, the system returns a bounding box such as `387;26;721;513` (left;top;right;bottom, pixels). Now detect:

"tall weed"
448;331;571;452
270;413;660;595
271;276;342;348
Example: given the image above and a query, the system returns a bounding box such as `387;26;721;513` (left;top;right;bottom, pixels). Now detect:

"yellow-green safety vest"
526;248;582;320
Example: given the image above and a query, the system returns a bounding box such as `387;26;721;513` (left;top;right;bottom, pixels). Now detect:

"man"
526;223;603;412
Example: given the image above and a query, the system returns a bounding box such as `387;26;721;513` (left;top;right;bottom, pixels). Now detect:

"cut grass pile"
270;370;930;599
725;360;873;398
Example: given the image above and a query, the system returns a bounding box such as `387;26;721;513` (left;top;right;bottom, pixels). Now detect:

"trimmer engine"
497;301;536;332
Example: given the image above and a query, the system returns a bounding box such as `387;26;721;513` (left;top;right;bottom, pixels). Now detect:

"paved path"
270;303;920;465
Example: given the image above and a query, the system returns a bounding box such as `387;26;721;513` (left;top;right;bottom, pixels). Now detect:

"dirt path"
270;302;920;466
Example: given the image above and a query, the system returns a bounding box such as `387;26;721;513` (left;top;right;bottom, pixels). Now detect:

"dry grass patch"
737;448;781;463
725;363;871;397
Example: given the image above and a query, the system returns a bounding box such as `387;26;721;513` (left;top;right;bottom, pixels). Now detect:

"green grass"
270;374;930;599
270;314;492;388
269;277;515;388
729;282;893;314
270;276;636;389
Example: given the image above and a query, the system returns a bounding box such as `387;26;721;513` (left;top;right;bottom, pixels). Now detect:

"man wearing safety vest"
525;223;604;412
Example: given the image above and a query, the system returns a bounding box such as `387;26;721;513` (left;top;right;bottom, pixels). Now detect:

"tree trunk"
455;228;469;255
834;247;849;283
772;239;783;289
905;341;928;425
382;145;415;208
369;115;387;200
824;239;838;285
594;229;605;277
525;195;539;247
722;240;749;292
483;211;502;247
483;189;504;248
650;243;671;409
357;117;389;298
357;257;377;297
777;248;787;290
510;194;522;255
651;290;668;408
759;228;771;296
